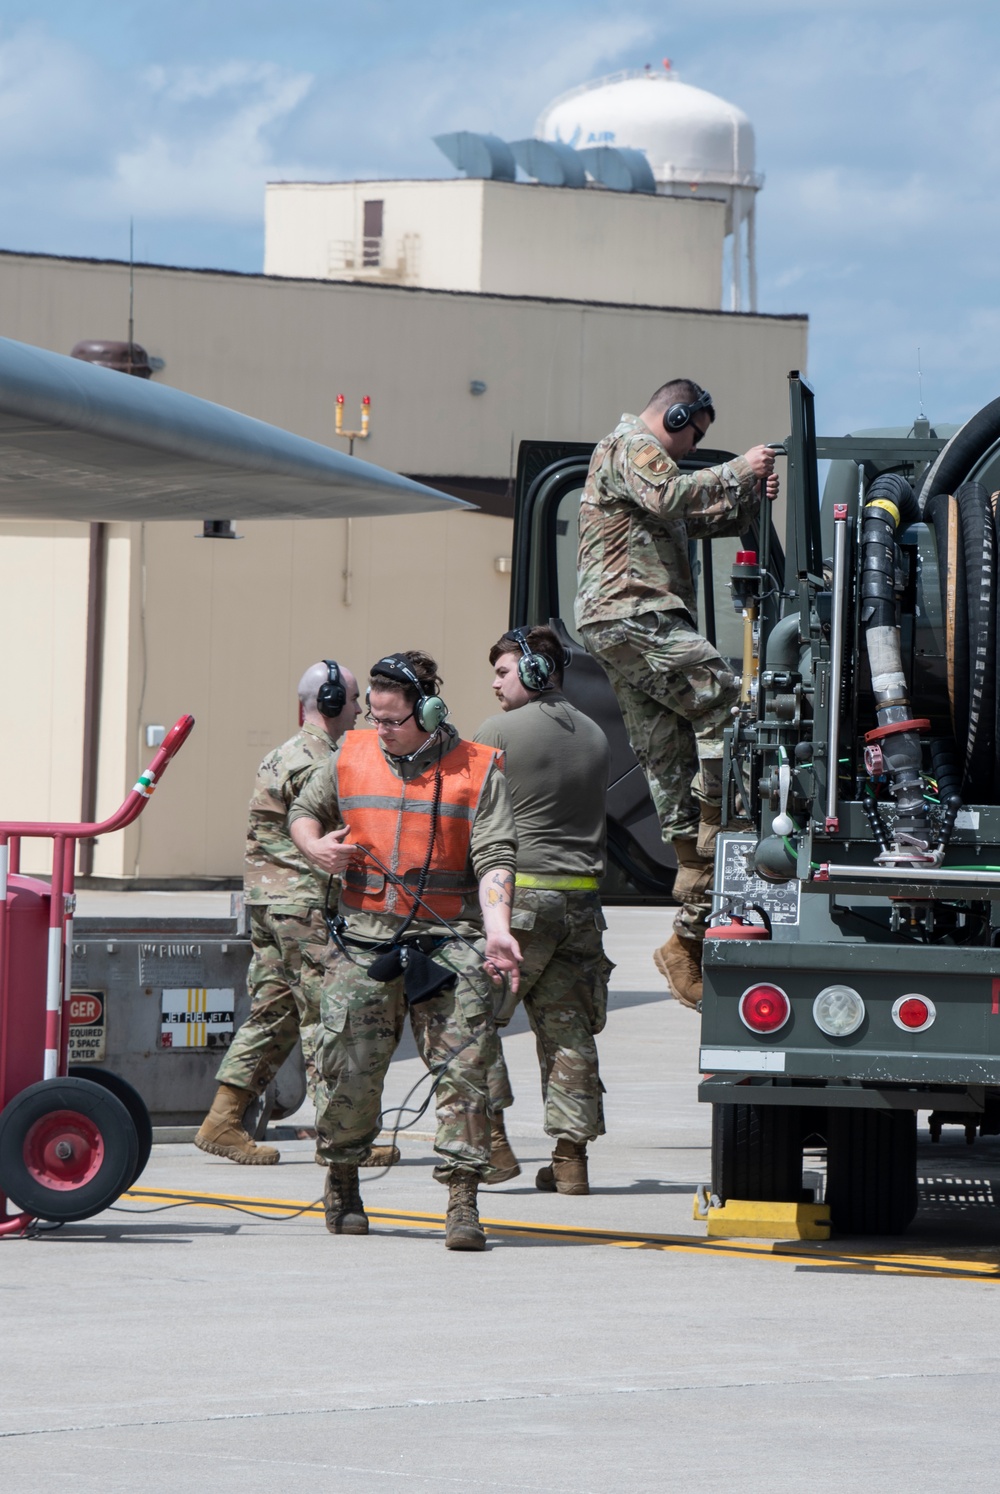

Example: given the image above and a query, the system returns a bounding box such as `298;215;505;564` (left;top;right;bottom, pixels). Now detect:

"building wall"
265;178;725;309
0;252;807;878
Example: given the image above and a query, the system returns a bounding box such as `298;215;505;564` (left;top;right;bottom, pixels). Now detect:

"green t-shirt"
474;693;609;878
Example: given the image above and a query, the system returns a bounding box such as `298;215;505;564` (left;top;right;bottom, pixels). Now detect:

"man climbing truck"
509;374;1000;1236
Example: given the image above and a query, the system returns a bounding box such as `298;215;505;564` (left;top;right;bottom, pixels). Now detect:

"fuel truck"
510;372;1000;1235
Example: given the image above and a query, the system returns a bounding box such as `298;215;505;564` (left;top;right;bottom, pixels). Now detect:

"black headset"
663;386;715;433
510;628;556;693
368;654;449;732
317;659;346;717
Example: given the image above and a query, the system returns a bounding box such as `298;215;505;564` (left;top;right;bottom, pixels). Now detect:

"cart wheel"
0;1077;139;1223
69;1067;153;1186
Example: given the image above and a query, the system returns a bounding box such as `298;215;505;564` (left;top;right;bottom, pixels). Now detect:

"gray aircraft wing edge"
0;336;471;521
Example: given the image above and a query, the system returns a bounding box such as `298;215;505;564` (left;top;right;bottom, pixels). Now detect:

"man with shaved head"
195;659;364;1165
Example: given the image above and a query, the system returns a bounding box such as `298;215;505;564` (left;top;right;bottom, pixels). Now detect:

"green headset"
368;654;449;732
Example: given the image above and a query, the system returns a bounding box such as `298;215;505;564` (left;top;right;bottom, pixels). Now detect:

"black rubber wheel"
711;1103;804;1203
954;482;997;800
0;1077;138;1223
924;491;968;746
825;1108;917;1236
69;1066;152;1187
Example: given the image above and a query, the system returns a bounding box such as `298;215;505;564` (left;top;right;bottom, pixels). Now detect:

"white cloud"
110;63;314;218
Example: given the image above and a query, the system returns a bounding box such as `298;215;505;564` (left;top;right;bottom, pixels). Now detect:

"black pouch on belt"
366;943;456;1005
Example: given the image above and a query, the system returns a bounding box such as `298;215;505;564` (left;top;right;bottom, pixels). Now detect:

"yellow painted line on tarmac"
121;1186;1000;1280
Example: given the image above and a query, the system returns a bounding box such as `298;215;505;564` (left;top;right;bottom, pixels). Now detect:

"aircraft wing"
0;336;468;521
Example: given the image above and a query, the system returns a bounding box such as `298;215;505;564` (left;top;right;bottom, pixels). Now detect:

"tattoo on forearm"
485;870;513;908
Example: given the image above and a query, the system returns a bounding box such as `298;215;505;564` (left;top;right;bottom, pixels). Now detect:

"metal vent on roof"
432;132;516;182
576;146;656;193
508;138;587;188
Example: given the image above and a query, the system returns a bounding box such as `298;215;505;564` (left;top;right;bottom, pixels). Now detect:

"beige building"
264;177;725;308
0;177;806;883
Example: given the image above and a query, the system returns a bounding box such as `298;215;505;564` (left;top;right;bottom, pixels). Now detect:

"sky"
2;0;999;432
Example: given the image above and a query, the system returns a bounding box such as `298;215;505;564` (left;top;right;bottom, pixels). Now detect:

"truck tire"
711;1103;804;1203
825;1107;917;1235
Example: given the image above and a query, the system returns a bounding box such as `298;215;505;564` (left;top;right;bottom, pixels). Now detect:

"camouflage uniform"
314;938;499;1181
507;888;611;1143
216;722;340;1099
289;725;517;1182
576;413;760;937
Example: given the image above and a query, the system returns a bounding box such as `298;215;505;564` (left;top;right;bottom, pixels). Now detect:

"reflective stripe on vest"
337;733;501;920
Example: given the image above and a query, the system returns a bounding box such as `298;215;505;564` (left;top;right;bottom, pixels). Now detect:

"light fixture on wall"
469;379;487;396
494;556;512;574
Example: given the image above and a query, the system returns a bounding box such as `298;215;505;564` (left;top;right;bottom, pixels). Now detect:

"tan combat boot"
445;1172;487;1251
194;1083;279;1164
535;1137;589;1195
360;1144;401;1167
323;1164;369;1234
482;1112;521;1184
653;929;703;1010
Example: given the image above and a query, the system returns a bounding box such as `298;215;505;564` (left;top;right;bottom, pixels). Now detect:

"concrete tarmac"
3;907;1000;1492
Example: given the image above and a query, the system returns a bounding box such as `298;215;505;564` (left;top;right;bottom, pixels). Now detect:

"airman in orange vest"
289;650;521;1251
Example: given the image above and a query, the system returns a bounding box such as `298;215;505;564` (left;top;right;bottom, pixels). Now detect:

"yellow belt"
515;874;599;891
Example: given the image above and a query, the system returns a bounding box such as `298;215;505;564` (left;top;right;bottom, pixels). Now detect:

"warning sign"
68;989;107;1062
160;988;235;1049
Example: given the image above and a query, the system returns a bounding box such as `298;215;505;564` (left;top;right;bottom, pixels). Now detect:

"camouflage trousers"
581;611;738;939
314;936;499;1182
215;905;330;1100
487;889;613;1145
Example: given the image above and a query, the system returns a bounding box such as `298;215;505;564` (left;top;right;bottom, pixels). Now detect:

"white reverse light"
813;984;865;1037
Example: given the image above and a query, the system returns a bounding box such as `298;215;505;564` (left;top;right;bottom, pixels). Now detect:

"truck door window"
553;486;585;643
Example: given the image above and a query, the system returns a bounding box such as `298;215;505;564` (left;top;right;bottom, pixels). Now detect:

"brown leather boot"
359;1144;401;1167
323;1164;369;1234
483;1112;521;1184
536;1137;589;1195
194;1083;279;1164
653;930;703;1009
445;1172;487;1251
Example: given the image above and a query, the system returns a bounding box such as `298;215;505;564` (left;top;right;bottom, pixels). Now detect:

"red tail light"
892;994;935;1032
739;983;790;1034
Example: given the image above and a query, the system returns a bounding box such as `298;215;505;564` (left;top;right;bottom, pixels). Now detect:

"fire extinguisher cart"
0;715;194;1236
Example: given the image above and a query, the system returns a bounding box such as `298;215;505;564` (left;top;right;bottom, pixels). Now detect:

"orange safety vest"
337;732;502;920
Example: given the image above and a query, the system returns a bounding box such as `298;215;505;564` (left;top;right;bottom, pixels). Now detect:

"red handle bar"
0;714;195;840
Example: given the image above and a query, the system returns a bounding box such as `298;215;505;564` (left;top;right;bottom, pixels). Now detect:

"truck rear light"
892;994;935;1032
739;983;790;1035
813;984;865;1037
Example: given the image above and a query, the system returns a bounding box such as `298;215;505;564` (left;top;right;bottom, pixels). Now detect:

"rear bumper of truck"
699;936;1000;1105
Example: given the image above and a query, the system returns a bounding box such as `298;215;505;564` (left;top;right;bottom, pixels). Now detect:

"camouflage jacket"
244;723;338;909
575;413;760;629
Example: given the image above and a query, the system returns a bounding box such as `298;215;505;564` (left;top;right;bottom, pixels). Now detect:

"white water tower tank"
536;69;763;311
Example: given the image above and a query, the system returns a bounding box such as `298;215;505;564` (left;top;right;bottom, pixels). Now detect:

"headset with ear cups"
316;659;346;717
368;654;449;732
663;386;715;434
510;628;555;693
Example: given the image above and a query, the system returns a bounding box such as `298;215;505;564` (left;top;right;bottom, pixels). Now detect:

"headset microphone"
663;386;715;434
317;659;346;717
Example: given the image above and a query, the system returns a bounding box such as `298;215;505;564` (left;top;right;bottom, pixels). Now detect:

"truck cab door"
510;439;783;901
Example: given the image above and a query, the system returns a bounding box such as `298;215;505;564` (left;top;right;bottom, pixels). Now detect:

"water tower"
536;69;763;311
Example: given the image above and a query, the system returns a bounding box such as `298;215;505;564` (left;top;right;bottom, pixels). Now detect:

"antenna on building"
917;347;926;420
127;218;135;376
